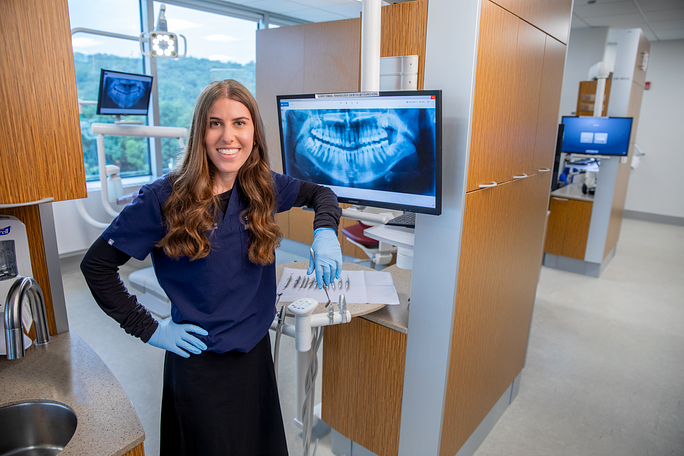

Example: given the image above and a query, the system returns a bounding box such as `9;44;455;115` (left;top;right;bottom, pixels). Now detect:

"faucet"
4;276;50;360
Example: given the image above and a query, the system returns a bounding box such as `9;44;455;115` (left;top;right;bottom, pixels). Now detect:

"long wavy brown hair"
156;79;282;265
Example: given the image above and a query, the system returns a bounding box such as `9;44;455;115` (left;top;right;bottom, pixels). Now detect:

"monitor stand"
114;115;143;125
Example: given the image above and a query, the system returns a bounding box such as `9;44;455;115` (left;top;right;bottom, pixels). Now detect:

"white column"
360;0;381;92
398;0;481;454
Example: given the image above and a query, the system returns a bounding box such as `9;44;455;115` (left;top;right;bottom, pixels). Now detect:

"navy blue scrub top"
102;171;300;354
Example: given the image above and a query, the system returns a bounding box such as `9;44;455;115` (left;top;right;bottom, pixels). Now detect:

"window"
70;0;151;181
153;3;257;173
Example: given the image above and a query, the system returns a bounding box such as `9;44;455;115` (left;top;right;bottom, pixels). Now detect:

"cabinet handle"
551;197;569;202
479;182;498;188
0;197;54;209
538;168;550;173
513;173;528;179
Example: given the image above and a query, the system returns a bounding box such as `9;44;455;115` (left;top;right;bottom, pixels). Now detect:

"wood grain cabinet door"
0;0;86;204
533;36;567;173
562;199;593;260
493;0;573;44
543;196;593;260
508;20;546;179
322;317;407;456
544;196;570;256
440;172;552;455
468;0;519;192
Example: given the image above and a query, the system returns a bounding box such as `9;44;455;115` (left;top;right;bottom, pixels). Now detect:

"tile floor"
60;217;684;456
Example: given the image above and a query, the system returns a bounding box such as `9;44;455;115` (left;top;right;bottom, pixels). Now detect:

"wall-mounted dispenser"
0;216;33;313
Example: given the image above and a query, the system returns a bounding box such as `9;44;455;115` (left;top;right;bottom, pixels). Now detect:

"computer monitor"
277;90;442;215
96;69;154;116
561;116;633;156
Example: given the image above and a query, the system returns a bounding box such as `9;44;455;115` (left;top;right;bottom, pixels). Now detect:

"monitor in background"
561;116;633;156
96;69;154;117
277;90;442;216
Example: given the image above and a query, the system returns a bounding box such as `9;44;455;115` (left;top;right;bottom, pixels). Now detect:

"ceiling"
226;0;684;41
570;0;684;42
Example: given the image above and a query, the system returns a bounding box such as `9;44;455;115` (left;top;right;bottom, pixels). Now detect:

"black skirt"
160;333;289;456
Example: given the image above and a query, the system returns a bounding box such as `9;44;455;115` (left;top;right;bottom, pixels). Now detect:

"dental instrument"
283;273;293;289
272;292;286;384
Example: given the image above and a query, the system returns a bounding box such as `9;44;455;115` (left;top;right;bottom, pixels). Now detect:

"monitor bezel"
276;89;442;216
560;116;634;157
96;69;154;116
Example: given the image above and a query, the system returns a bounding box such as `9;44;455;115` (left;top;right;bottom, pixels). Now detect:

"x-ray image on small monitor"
277;90;442;215
561;116;633;156
96;69;153;116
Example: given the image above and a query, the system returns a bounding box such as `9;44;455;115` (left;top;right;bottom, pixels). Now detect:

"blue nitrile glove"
307;228;343;289
147;317;208;358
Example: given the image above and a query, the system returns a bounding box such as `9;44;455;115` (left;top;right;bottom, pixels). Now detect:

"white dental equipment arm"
271;295;351;456
288;297;352;352
76;123;187;229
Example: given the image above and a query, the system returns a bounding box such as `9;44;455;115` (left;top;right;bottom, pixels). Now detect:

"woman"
81;79;343;455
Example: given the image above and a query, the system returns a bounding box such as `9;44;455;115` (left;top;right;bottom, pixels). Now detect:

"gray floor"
60;217;684;456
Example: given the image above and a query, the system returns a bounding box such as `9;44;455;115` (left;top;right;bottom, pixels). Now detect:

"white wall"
54;184;143;257
624;39;684;219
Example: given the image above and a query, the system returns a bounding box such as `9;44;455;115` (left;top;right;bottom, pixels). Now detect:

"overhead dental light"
139;4;186;58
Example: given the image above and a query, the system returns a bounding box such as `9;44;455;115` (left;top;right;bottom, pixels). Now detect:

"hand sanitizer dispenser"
0;216;33;313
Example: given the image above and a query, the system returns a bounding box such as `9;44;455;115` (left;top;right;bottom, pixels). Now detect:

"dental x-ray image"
97;70;154;116
282;108;437;196
102;78;151;110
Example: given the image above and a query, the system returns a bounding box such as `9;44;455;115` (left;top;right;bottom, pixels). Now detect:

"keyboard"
386;212;416;228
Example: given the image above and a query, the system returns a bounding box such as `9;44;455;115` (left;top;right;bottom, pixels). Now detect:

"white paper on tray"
277;267;399;305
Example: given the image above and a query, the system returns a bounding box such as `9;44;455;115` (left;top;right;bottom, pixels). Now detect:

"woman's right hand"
147;317;208;358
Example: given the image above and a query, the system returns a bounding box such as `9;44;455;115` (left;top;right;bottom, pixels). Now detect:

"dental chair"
340;221;395;269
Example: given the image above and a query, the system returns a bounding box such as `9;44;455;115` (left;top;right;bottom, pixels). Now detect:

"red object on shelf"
341;222;379;247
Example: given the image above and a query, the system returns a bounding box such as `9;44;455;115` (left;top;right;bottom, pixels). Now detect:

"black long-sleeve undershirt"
80;181;341;342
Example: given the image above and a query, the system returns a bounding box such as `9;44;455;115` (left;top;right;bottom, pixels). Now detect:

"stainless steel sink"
0;402;77;456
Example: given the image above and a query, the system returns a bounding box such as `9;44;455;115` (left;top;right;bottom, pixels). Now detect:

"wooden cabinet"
124;443;145;456
543;196;593;260
322;317;407;456
493;0;573;43
440;172;552;455
468;0;519;191
468;1;568;191
576;79;612;117
533;36;567;172
0;0;86;205
509;20;547;178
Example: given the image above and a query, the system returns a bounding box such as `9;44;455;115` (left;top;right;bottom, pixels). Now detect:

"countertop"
276;262;410;334
360;264;410;334
0;331;144;456
551;183;594;202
